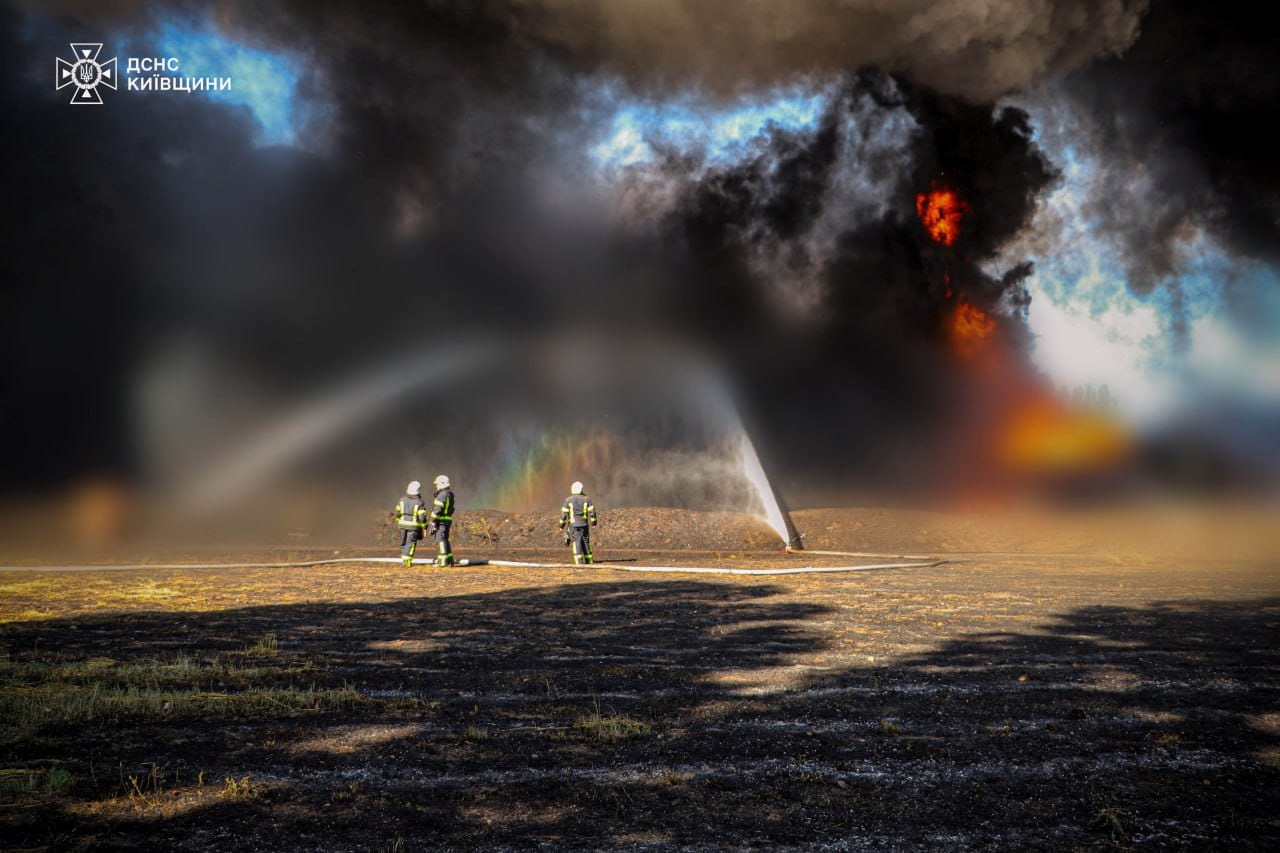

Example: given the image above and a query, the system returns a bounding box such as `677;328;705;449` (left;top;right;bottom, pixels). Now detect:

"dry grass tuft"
576;702;652;743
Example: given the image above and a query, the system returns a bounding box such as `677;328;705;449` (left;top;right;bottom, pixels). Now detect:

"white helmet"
434;474;450;490
571;481;584;495
407;480;422;496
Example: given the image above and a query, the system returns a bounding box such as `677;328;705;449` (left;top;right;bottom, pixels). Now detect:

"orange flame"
948;302;996;359
916;184;967;246
997;395;1130;475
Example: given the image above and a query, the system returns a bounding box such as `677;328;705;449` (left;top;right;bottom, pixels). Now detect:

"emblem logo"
55;43;117;105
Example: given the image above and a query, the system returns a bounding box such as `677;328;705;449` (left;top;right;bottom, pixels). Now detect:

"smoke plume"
19;0;1271;505
509;0;1149;104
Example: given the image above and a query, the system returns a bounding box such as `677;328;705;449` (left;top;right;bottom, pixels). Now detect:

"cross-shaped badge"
56;43;117;105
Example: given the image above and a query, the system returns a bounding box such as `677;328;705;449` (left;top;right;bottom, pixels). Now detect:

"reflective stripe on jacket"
395;495;429;530
559;494;597;527
431;489;455;524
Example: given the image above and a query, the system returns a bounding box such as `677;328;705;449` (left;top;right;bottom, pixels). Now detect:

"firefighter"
558;481;598;564
429;474;455;567
393;480;429;567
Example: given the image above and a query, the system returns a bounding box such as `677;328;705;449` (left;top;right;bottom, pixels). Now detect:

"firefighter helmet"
571;481;584;495
407;480;422;496
434;474;450;490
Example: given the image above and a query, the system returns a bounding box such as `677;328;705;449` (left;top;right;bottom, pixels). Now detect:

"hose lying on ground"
787;547;935;561
0;556;945;576
483;558;945;576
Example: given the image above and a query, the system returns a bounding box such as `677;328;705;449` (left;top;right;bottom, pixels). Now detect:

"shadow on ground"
2;581;1277;850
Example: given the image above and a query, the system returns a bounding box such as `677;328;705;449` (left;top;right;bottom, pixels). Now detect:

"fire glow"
948;302;996;359
996;394;1130;475
916;184;967;246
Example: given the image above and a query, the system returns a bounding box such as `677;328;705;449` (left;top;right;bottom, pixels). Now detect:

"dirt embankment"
367;502;1279;560
792;503;1279;559
4;500;1275;564
373;508;785;552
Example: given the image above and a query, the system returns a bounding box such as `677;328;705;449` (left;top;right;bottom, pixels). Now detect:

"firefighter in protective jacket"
558;481;597;564
393;480;429;567
430;474;455;567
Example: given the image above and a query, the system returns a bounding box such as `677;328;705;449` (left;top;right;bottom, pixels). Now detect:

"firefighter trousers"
400;528;422;564
434;523;453;566
568;524;593;564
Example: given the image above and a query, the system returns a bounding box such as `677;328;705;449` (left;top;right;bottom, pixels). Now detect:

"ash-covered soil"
1;506;1277;851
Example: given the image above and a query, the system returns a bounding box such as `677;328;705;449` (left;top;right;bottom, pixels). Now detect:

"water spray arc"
736;431;800;549
183;335;801;548
185;339;501;508
688;359;801;549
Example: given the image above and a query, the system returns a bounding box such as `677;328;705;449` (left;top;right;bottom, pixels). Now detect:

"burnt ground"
1;506;1278;851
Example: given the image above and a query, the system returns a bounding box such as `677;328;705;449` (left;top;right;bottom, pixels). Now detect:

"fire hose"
786;546;935;561
479;558;945;575
0;556;945;576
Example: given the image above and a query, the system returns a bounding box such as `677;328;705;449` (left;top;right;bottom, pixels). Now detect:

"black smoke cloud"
3;1;574;489
657;75;1055;489
1060;0;1279;297
3;0;1109;500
